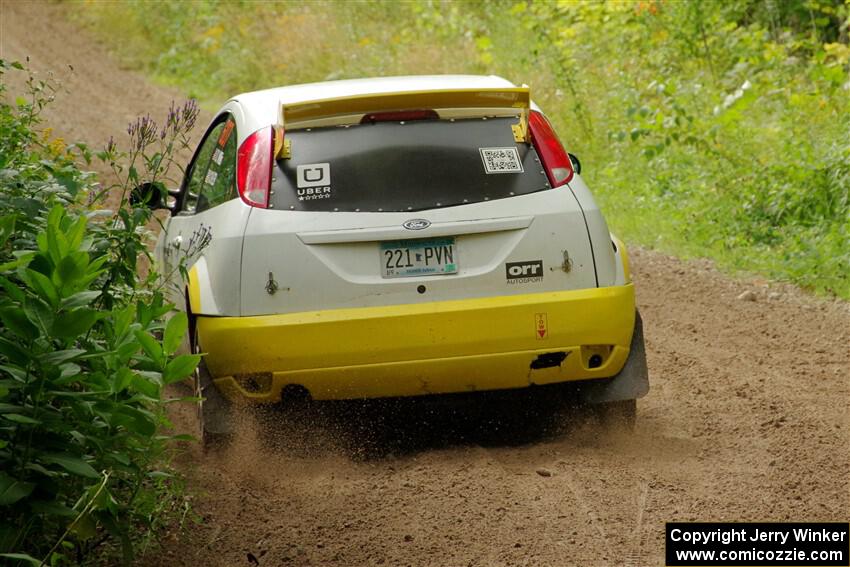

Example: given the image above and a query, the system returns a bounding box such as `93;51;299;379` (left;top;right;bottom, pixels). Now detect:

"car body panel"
566;173;619;287
198;284;636;401
611;234;631;285
239;188;597;316
157;196;250;316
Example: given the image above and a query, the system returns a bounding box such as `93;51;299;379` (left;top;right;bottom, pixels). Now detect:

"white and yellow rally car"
146;75;648;438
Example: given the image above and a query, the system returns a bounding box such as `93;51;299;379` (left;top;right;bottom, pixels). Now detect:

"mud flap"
196;359;234;441
577;310;649;404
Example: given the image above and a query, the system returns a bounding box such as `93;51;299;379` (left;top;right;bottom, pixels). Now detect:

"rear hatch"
240;116;596;316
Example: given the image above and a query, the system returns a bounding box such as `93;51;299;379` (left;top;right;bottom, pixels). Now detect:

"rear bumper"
198;285;637;401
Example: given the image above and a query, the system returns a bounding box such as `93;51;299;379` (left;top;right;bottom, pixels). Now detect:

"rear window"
270;116;551;212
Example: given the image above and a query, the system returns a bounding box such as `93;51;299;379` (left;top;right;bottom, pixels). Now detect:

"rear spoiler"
276;87;531;158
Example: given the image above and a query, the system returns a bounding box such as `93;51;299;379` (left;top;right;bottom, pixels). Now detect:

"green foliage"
0;60;199;565
515;0;850;295
73;0;850;296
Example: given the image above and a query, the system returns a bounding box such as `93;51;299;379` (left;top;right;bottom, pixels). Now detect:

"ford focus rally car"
143;75;649;439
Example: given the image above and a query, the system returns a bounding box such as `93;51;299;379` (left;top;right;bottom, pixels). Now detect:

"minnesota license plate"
380;237;458;278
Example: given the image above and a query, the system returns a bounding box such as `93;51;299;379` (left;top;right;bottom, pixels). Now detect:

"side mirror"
568;153;582;175
130;182;173;211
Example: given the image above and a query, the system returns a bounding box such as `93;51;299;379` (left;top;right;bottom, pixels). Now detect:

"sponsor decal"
506;260;544;284
402;219;431;230
297;163;331;188
218;120;235;147
296;163;332;200
296;186;332;201
480;147;523;174
203;168;218;187
535;313;548;340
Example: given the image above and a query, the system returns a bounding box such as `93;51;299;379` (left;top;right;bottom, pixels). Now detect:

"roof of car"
229;75;518;129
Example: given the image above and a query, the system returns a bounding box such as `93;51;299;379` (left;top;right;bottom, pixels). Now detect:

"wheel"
192;326;233;447
593;398;637;430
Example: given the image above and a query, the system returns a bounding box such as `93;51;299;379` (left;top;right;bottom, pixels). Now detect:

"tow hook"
561;250;572;273
265;272;279;295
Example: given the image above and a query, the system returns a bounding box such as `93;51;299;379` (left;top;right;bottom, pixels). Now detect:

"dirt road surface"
3;2;848;566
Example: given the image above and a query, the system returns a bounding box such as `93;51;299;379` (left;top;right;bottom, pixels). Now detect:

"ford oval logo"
402;219;431;230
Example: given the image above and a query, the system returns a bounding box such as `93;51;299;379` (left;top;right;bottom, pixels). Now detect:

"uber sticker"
480;147;523;174
297;163;331;188
204;168;218;187
296;186;332;201
506;260;543;284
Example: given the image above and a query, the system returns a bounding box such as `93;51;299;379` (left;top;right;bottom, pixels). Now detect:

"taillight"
237;126;274;208
360;110;439;124
528;110;573;187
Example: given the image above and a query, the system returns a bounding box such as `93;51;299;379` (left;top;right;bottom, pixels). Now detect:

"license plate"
380;237;458;278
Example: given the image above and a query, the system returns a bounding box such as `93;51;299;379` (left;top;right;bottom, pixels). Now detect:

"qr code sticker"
479;147;523;174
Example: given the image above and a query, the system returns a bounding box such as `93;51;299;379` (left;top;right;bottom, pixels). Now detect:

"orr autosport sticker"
479;147;523;174
296;163;332;201
506;260;544;284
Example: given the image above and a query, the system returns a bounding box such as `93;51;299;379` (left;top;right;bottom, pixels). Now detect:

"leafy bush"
73;0;850;297
0;60;199;565
516;0;849;295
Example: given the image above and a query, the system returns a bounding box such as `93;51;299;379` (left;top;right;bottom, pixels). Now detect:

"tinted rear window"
270;116;551;212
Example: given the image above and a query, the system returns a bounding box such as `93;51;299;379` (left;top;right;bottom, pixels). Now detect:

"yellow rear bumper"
198;285;636;401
